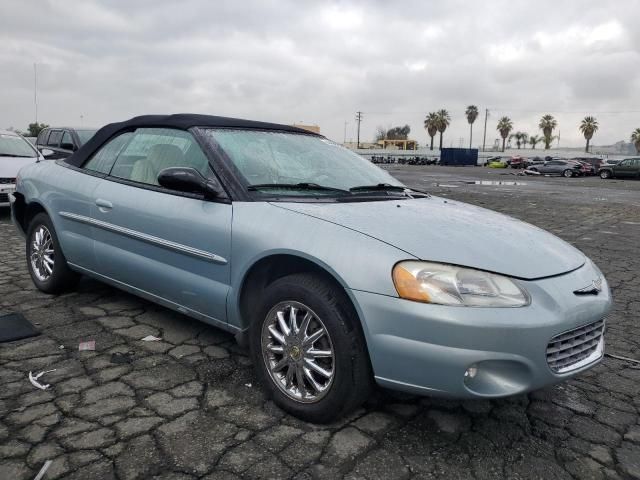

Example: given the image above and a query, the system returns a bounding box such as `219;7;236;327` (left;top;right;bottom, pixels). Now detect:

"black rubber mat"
0;313;40;343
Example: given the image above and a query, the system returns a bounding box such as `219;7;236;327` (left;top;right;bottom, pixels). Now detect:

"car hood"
0;156;38;179
274;197;585;280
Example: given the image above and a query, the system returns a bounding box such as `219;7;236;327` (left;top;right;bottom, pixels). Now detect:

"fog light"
464;365;478;379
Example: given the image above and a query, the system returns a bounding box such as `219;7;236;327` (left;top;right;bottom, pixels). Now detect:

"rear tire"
600;170;611;179
562;169;573;178
26;213;80;294
249;272;373;423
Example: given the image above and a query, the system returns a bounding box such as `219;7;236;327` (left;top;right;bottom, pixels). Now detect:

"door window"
61;131;74;151
37;130;49;146
83;132;134;174
109;128;211;186
47;130;62;147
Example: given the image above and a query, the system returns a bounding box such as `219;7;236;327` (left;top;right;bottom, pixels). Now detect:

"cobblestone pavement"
1;168;639;479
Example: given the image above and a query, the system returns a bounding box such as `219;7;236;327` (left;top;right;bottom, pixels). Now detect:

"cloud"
1;0;639;147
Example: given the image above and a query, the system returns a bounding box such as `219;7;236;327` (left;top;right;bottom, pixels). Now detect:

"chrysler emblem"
574;278;602;296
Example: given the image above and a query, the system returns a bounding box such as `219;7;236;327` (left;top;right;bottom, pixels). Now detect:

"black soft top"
64;113;317;167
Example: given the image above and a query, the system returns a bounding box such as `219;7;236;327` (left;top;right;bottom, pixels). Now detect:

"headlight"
392;261;529;307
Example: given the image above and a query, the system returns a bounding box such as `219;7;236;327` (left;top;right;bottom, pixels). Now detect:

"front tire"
26;213;80;294
249;273;373;423
600;170;611;179
562;169;573;178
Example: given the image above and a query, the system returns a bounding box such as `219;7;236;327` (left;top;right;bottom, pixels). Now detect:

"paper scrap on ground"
141;335;161;342
28;369;57;390
78;340;95;351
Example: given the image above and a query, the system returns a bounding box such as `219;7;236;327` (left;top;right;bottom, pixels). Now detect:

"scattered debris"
78;340;96;351
244;383;253;388
59;345;65;350
28;369;57;390
605;353;640;365
141;335;162;342
33;460;53;480
110;352;134;364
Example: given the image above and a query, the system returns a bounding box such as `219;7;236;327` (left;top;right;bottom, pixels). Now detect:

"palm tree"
423;112;438;150
579;116;599;153
539;114;558;150
510;131;528;149
465;105;479;149
436;109;451;151
632;128;640;153
528;135;541;149
496;117;513;152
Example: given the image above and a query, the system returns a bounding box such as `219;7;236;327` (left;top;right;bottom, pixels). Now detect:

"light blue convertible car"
11;114;612;422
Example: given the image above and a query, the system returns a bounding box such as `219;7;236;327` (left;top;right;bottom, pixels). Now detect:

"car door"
614;159;633;178
540;161;556;174
54;131;135;270
91;127;232;325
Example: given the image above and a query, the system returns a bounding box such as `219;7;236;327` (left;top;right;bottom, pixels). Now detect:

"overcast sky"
2;0;639;147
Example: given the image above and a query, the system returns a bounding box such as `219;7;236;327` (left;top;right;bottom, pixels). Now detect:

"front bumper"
353;260;612;398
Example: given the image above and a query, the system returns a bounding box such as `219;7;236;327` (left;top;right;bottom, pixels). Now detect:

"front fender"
227;202;413;328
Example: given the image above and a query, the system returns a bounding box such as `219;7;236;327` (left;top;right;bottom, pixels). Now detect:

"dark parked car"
599;158;640;179
36;127;97;160
527;159;582;177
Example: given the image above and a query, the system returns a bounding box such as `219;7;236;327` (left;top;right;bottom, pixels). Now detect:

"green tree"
435;109;451;151
374;126;387;142
632;128;640;153
26;122;49;137
579;116;599;153
386;125;411;140
510;131;528;149
528;134;541;149
423;112;438;150
465;105;479;149
539;114;558;150
496;116;514;152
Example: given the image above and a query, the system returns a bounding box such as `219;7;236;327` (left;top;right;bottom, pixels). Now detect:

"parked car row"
486;155;636;179
370;155;439;165
0;130;44;207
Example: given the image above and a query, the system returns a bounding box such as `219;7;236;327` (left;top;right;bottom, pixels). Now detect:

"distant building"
377;139;418;150
292;123;320;134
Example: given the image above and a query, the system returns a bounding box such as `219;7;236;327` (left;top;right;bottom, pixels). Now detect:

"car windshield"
76;129;97;145
0;133;37;158
202;129;405;196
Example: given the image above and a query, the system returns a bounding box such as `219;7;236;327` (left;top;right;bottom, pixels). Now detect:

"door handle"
95;199;113;211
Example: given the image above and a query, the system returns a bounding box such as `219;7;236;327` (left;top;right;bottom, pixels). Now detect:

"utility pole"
355;111;363;149
482;108;488;152
34;63;38;125
343;121;348;145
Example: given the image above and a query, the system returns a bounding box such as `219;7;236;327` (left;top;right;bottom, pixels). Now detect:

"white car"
0;130;43;207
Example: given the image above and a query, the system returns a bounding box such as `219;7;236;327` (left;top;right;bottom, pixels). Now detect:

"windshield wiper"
247;183;350;194
0;153;34;158
349;183;430;196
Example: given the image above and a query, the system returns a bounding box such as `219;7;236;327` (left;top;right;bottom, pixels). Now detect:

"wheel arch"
233;252;365;334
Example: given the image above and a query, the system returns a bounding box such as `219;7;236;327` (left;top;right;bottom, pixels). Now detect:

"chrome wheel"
261;301;335;403
30;225;55;282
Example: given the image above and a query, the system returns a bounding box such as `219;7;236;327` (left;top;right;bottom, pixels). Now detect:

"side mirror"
40;148;55;158
157;167;224;199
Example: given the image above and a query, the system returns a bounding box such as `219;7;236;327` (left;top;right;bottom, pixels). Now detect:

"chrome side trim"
59;211;228;264
68;262;239;333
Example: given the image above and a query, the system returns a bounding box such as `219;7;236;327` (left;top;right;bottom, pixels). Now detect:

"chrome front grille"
546;319;605;373
0;178;16;184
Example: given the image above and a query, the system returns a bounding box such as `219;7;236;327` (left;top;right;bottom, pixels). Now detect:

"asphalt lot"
1;165;639;480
